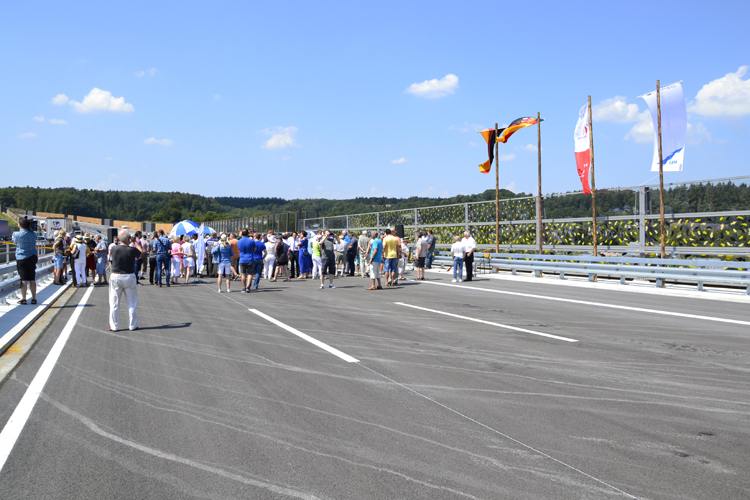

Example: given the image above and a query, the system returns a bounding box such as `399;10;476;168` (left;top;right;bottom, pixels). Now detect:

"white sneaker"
458;279;463;283
452;279;457;283
217;290;222;293
320;285;324;289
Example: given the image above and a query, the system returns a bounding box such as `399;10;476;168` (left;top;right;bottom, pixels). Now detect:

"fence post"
414;208;418;234
464;203;469;232
346;215;349;231
376;213;380;232
638;186;647;254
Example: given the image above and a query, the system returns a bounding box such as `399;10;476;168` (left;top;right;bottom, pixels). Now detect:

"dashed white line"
0;285;94;473
420;280;750;328
249;309;359;363
394;302;578;342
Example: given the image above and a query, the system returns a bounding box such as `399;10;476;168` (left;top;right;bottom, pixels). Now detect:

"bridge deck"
0;272;748;499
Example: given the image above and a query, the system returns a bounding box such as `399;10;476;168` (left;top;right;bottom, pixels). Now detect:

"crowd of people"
12;219;479;331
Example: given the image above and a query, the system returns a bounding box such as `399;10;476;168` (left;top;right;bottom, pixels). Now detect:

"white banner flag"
573;103;591;194
640;82;687;172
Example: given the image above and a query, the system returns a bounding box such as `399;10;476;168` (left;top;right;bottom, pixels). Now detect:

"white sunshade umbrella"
169;220;199;237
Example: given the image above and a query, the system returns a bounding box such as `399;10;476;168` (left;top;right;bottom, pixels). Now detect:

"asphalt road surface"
0;271;748;499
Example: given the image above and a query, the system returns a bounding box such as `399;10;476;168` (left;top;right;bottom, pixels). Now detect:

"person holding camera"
12;217;38;305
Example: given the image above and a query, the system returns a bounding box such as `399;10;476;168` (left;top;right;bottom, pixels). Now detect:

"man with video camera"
12;217;38;305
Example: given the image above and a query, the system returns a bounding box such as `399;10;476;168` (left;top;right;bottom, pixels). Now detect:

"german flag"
477;128;497;174
497;116;543;143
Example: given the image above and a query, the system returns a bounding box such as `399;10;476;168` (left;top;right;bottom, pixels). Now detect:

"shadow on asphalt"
138;322;192;331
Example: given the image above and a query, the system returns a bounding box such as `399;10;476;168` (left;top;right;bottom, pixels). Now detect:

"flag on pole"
574;104;592;194
640;82;687;172
497;117;543;143
477;128;497;174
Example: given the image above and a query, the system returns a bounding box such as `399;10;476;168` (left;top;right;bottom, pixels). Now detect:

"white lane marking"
0;285;94;472
421;280;750;328
394;302;578;343
0;281;72;352
249;309;359;363
357;364;639;499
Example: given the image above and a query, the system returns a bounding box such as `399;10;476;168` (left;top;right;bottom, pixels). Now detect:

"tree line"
1;182;747;224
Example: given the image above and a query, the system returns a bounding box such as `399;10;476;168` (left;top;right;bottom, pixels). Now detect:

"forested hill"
1;182;748;223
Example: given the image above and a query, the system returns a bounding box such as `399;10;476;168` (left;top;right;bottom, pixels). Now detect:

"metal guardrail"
432;252;750;295
0;255;56;304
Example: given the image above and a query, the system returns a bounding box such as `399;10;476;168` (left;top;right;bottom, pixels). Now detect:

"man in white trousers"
108;229;143;332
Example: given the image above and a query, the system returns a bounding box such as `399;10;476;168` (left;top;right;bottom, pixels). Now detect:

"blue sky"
2;1;749;200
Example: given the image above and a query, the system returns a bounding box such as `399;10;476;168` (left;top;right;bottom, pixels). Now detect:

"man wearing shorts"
415;232;428;281
237;229;255;293
12;217;38;304
319;230;336;289
382;228;401;287
366;232;383;290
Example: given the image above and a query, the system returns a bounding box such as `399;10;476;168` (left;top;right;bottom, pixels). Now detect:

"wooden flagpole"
588;96;597;257
657;80;666;260
536;112;543;254
495;122;499;253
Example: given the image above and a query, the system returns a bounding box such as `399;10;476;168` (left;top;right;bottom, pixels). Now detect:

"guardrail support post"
558;272;566;280
619;276;627;285
696;281;704;292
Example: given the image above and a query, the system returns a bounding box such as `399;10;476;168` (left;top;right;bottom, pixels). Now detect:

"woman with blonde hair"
181;235;196;284
211;233;234;292
171;236;183;285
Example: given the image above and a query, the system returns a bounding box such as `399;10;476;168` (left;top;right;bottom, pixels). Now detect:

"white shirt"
461;236;476;256
451;241;465;259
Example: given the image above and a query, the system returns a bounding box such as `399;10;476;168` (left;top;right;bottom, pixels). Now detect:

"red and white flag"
574;103;591;194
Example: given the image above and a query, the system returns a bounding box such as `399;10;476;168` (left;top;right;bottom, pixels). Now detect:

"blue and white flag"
640;82;687;172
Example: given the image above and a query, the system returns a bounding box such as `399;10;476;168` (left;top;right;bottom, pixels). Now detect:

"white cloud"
687;122;712;146
448;122;483;133
96;174;119;190
369;186;391;197
593;96;641;122
504;181;516;192
214;94;221;101
419;186;449;197
391;157;407;164
70;88;134;113
105;157;113;161
32;116;45;122
516;144;537;152
405;73;458;99
498;154;516;162
282;156;291;161
624;111;653;143
144;137;173;146
49;118;68;125
135;68;158;78
689;66;750;117
51;94;69;105
469;141;478;147
262;126;298;149
18;132;37;139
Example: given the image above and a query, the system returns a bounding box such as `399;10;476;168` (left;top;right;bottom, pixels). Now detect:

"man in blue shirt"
237;229;255;293
250;233;265;290
152;229;172;287
12;217;38;304
366;232;383;290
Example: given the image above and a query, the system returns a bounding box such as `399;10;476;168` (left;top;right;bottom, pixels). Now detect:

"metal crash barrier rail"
432;251;750;295
0;254;56;304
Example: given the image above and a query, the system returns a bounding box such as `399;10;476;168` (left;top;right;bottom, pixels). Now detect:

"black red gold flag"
477;128;498;174
497;116;544;144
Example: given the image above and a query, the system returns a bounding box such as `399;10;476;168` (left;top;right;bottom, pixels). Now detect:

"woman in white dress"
181;235;195;284
263;235;277;280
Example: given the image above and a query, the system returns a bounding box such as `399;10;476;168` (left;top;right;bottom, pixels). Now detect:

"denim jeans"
453;257;464;280
251;260;263;289
426;248;435;269
156;254;171;285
